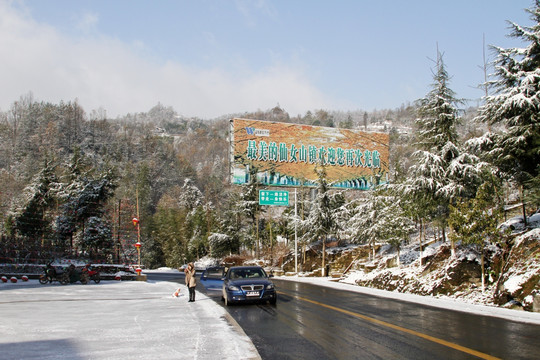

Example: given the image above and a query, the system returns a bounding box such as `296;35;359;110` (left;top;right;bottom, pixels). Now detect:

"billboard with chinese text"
230;118;389;189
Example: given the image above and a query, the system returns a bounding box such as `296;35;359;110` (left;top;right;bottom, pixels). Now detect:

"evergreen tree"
210;194;241;257
13;160;59;243
208;232;233;257
524;171;540;209
302;166;344;276
415;53;461;152
405;51;483;256
186;205;210;259
82;216;114;260
178;178;203;211
150;205;185;267
346;190;413;264
177;178;209;259
56;172;117;257
474;2;540;215
449;180;505;292
238;167;264;256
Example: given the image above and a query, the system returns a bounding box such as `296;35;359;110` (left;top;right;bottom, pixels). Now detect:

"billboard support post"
294;188;298;274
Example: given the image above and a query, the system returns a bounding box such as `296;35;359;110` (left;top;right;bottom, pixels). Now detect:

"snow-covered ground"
0;278;259;360
316;218;540;311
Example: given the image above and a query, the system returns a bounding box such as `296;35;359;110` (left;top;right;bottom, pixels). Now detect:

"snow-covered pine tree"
302;165;344;276
344;193;380;261
346;189;413;266
178;178;203;211
415;52;461;153
405;51;483;256
55;172;117;258
208;232;232;257
473;2;540;219
238;166;264;257
178;178;207;258
208;195;241;257
13;160;59;245
82;216;114;259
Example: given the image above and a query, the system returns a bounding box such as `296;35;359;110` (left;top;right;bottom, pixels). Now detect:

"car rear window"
205;268;224;279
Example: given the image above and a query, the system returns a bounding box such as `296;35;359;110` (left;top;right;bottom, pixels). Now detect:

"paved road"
204;278;540;360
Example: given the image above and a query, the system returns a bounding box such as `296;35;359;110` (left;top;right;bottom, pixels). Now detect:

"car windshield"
230;268;266;279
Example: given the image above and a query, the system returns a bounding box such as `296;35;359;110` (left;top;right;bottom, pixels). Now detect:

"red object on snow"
135;268;142;275
10;277;17;283
115;275;122;281
1;276;7;283
22;276;29;282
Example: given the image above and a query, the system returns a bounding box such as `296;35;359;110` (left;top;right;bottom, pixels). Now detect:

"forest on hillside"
0;95;420;267
1;4;539;274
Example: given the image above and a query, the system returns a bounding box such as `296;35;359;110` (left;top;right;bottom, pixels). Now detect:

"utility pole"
133;188;142;275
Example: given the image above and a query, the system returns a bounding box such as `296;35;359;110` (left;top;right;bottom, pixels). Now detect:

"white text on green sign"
259;190;289;206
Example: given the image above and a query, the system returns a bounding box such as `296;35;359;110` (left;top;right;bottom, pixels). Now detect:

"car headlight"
266;283;274;290
228;285;240;291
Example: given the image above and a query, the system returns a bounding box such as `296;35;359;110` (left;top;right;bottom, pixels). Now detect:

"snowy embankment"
332;215;540;313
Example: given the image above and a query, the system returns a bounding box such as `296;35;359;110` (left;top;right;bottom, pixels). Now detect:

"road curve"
220;279;540;360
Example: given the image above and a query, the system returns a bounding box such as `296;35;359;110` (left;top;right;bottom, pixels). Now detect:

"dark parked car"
222;266;277;306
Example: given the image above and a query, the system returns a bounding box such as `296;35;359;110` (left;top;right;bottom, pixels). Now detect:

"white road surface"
0;279;260;360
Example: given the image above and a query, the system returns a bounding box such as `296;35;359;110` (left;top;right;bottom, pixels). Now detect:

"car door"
199;266;225;292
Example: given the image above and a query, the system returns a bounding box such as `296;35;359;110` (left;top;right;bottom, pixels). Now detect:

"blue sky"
0;0;533;119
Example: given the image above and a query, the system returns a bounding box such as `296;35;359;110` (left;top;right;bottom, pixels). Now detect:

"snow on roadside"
276;275;540;325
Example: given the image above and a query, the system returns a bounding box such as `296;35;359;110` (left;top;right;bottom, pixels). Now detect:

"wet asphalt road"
150;273;540;360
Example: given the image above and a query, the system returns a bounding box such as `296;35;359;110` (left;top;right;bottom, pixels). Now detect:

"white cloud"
0;2;328;119
75;11;99;34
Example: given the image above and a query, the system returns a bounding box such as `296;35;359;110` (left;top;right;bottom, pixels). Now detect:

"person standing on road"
185;263;196;302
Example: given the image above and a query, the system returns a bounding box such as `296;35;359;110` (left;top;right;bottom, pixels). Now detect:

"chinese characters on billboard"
230;118;389;190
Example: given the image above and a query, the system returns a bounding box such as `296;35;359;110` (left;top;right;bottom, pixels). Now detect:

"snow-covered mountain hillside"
280;214;540;312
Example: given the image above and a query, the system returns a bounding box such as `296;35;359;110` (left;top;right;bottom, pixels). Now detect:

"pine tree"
82;216;114;259
150;206;185;267
448;180;504;292
178;178;203;211
238;166;264;257
474;1;540;216
346;190;414;265
210;194;241;257
415;52;461;153
405;51;483;256
56;172;117;257
178;178;209;259
302;166;344;276
13;160;59;244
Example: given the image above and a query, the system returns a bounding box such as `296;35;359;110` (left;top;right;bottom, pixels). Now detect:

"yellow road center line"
278;291;500;360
